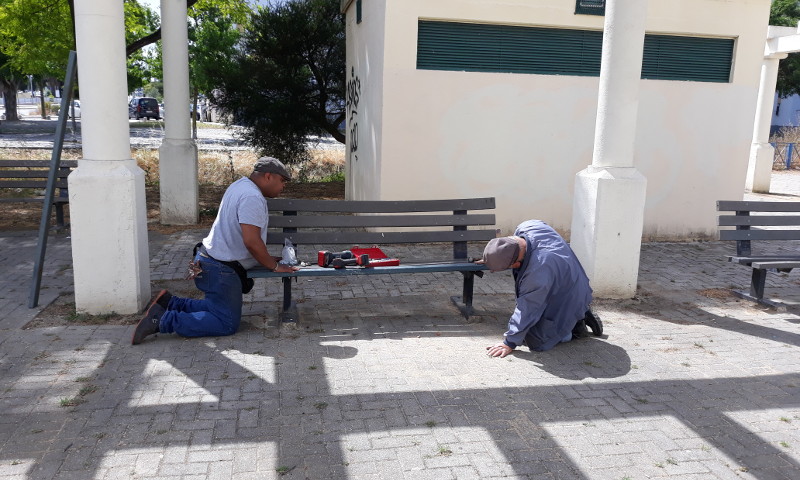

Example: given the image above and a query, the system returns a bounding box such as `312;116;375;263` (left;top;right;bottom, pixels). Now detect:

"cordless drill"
331;253;370;269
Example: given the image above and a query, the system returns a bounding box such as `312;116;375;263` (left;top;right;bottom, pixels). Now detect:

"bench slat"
0;170;71;179
719;230;800;241
269;197;496;213
0;197;45;203
0;196;68;203
0;160;78;168
751;261;800;269
719;215;800;226
717;200;800;213
265;229;498;245
728;255;800;264
0;180;69;189
249;262;486;278
269;213;496;229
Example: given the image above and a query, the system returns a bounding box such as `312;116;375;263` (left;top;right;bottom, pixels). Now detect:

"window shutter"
417;21;603;77
417;20;734;83
642;35;734;83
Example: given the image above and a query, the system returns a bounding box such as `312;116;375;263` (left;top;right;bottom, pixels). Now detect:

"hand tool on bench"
318;249;354;267
332;253;370;269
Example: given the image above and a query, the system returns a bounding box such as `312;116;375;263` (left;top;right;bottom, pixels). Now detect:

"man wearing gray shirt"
132;157;298;344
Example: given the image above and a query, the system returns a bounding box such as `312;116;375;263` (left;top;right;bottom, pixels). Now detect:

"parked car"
128;97;160;120
67;100;81;119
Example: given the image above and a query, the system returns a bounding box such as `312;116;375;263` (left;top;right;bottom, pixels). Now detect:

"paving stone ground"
0;173;799;479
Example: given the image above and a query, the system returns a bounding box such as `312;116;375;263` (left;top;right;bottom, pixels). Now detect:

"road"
0;117;343;152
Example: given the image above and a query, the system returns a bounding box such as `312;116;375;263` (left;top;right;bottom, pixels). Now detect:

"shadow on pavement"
1;298;799;479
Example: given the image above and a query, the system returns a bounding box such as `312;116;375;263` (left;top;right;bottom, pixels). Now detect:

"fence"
771;142;800;169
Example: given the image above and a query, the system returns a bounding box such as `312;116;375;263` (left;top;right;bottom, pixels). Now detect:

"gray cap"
482;237;520;272
253;156;291;181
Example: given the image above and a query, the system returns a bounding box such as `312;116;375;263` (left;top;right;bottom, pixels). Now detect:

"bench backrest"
268;197;497;260
717;200;800;256
0;159;77;193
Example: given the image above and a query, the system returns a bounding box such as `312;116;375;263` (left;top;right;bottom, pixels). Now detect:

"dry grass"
134;148;344;185
3;147;344;186
697;288;735;300
771;126;800;143
0;147;345;231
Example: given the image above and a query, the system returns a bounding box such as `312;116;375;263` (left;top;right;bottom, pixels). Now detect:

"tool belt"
193;242;255;294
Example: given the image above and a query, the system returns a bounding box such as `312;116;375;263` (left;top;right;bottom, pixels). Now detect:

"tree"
771;0;800;97
209;0;346;164
0;0;75;119
0;52;22;122
0;0;251;122
187;0;249;134
0;0;160;120
124;0;162;94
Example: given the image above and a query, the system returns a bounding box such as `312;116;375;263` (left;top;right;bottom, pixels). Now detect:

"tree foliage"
0;0;76;118
189;0;249;97
0;0;74;78
0;0;247;120
124;0;161;94
771;0;800;97
209;0;346;164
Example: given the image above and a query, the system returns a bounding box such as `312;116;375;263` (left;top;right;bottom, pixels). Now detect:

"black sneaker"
132;304;165;345
142;289;172;314
584;310;603;337
572;319;588;339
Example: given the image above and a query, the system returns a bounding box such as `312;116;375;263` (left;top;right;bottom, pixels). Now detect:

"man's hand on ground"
486;343;513;358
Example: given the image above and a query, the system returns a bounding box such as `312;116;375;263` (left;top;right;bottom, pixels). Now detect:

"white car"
67;100;81;119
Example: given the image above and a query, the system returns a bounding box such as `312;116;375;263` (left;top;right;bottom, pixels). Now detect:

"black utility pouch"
193;242;254;294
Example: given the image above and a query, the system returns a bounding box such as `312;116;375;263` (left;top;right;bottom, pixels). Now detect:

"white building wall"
343;0;770;238
772;93;800;132
344;0;387;201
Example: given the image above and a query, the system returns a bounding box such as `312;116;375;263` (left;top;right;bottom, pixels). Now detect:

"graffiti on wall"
346;66;361;161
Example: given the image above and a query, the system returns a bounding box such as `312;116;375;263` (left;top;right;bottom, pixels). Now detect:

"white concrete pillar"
570;0;648;298
70;0;150;314
159;0;198;224
746;54;787;193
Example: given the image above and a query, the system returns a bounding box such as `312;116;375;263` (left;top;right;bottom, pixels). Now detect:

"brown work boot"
132;304;165;345
141;289;172;314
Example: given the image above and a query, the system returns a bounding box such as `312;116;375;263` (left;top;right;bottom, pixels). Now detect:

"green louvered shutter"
575;0;605;16
417;20;734;84
417;20;603;77
642;34;733;83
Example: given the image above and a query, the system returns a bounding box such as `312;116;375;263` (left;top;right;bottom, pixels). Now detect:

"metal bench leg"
750;268;767;300
451;271;475;320
55;203;65;229
731;268;787;311
280;277;298;323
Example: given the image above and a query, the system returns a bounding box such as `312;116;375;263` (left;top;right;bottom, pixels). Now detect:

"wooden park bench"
0;159;77;229
248;197;497;321
717;200;800;310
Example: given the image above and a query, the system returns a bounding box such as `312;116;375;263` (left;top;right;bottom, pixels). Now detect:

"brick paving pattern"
0;174;798;479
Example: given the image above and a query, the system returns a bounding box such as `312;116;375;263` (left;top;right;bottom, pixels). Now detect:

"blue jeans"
159;255;243;337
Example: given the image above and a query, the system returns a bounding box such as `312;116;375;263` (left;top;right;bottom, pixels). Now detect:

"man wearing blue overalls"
132;157;298;345
481;220;603;358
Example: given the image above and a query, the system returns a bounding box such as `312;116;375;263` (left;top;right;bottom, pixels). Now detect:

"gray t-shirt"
202;177;268;269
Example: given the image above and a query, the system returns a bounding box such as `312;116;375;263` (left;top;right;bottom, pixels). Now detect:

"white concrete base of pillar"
68;160;150;314
745;143;774;193
159;138;199;224
570;166;647;299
